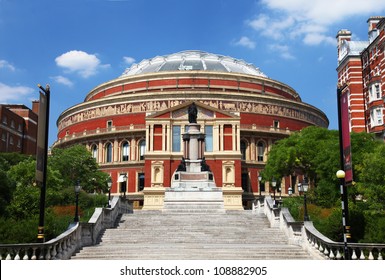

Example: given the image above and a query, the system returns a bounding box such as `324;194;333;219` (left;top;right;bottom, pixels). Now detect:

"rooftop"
121;50;267;78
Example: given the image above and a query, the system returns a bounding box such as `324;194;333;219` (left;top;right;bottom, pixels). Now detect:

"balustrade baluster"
319;243;324;253
359;249;365;260
51;244;57;259
23;249;29;260
329;248;335;259
14;249;20;260
31;248;37;260
6;253;12;260
336;249;342;259
351;249;357;260
45;246;52;260
323;247;329;256
378;249;383;260
368;250;374;260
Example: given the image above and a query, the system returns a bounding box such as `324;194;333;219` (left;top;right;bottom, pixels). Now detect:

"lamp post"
258;173;262;198
271;177;277;206
74;181;81;222
122;173;127;198
288;187;293;196
337;170;351;260
107;176;112;208
302;177;309;221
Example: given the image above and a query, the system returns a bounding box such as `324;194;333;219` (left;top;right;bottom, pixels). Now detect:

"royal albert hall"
55;50;329;210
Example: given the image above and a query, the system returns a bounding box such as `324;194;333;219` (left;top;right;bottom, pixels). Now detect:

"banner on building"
35;91;47;184
338;87;353;185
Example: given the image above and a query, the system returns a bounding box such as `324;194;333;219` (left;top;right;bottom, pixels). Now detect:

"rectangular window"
107;120;113;131
138;173;145;192
205;125;213;152
172;125;181;152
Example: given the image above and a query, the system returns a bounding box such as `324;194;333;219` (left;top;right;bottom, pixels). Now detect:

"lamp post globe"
336;170;345;179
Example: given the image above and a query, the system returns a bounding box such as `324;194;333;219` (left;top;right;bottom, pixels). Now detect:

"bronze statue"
188;102;198;123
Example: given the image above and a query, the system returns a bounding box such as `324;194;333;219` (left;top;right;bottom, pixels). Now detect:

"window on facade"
172;125;181;152
10;120;15;128
122;141;130;161
370;83;381;102
205;125;213;152
139;140;146;160
1;132;6;142
240;140;247;160
138;173;145;192
257;141;265;162
17;139;21;148
105;143;113;163
375;84;381;99
273;120;280;129
2;116;7;125
91;144;98;161
18;124;22;132
9;136;13;145
107;120;113;131
370;107;383;127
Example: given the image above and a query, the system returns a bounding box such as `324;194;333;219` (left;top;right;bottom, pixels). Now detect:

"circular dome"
121;50;267;77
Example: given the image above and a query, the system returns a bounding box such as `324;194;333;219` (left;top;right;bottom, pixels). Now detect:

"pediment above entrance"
146;101;239;121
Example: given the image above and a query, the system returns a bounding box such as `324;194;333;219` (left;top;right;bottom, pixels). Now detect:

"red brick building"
337;16;385;136
54;51;328;209
0;102;39;155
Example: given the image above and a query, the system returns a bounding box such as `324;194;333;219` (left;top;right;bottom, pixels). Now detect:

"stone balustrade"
256;196;385;260
0;196;132;260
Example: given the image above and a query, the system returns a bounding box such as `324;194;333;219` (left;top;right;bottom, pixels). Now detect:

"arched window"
122;141;130;161
257;141;265;162
240;140;247;160
105;142;113;163
91;144;98;161
139;140;146;160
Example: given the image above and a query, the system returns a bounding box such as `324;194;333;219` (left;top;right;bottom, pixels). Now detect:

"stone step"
72;210;312;260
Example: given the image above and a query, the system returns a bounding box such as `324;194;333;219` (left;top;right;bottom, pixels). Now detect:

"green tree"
49;145;109;193
357;144;385;212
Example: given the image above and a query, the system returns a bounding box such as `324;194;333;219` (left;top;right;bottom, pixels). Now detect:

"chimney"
32;100;40;115
336;29;351;63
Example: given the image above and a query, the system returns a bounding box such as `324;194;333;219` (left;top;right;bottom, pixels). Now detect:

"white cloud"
269;44;295;60
55;50;110;78
234;36;256;49
250;0;385;46
123;56;136;65
0;82;35;103
0;60;16;71
51;75;74;87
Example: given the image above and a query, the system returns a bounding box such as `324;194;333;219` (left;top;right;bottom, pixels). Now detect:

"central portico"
142;101;243;211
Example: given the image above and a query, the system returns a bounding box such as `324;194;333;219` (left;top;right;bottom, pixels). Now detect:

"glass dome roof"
120;50;267;77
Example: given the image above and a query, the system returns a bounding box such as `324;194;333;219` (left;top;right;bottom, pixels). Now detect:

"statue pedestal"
163;187;225;213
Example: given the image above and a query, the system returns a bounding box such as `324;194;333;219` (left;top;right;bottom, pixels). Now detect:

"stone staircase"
72;210;312;260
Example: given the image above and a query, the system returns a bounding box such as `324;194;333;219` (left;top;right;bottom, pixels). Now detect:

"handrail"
0;222;80;260
0;196;132;260
260;196;385;260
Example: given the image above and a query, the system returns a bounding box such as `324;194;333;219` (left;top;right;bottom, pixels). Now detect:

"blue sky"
1;0;385;146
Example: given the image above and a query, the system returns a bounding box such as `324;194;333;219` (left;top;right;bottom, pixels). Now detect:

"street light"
337;170;351;260
74;181;82;222
302;177;309;221
288;187;293;196
271;177;277;206
107;176;112;208
258;173;262;198
122;173;127;198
